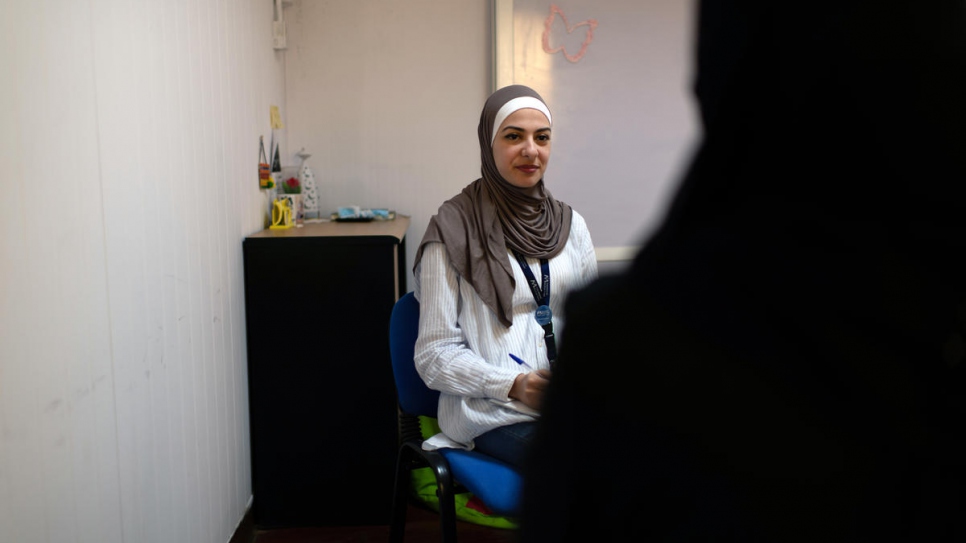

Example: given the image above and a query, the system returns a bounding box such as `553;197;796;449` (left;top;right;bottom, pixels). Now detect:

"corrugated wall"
0;0;285;541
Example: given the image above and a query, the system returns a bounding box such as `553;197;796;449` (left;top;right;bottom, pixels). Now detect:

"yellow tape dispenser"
270;197;293;229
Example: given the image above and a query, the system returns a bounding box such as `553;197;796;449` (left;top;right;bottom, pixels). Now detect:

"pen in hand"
509;353;534;371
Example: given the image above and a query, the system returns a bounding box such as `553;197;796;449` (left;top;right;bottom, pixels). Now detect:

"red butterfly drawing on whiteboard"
542;4;598;63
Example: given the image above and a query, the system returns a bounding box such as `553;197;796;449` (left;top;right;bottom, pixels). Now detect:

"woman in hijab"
411;84;598;470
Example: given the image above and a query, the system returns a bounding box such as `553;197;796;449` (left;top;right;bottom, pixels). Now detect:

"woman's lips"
517;165;539;173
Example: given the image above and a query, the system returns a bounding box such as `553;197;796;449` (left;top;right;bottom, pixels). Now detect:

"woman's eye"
504;133;519;140
537;134;550;142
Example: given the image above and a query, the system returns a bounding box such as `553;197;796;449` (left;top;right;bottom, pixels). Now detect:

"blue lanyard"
513;251;550;308
512;250;557;368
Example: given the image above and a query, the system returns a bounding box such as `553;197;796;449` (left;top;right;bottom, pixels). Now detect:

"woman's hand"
509;369;552;410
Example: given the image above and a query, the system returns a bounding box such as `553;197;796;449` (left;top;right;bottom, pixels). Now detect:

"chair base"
390;441;459;543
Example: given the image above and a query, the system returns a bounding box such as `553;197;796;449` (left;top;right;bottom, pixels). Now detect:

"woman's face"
492;108;552;188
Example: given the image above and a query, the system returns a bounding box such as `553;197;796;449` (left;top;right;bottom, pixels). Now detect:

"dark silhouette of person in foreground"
520;1;966;541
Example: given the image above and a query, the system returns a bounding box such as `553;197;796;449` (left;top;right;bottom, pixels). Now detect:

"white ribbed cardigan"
413;211;598;450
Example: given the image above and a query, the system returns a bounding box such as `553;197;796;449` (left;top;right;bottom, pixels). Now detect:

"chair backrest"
389;291;440;417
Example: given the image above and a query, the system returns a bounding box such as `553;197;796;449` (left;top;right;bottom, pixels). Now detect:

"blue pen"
509;353;534;371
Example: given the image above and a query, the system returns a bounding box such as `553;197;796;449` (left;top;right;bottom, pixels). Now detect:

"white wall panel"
0;0;284;541
284;0;491;284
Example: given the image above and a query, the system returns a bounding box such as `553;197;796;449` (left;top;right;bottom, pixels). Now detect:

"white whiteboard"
494;0;699;251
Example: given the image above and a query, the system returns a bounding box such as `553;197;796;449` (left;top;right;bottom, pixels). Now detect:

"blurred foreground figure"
520;1;966;541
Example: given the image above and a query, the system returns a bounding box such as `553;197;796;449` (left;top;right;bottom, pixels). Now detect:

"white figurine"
297;148;320;219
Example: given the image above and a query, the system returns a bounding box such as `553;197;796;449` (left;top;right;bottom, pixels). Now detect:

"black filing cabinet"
242;216;409;528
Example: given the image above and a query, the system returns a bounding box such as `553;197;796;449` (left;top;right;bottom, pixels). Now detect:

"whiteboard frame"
493;0;514;91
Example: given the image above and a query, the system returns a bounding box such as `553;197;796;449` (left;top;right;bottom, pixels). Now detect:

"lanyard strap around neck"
512;250;557;368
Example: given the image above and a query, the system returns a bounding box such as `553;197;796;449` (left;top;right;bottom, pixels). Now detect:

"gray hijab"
413;84;573;327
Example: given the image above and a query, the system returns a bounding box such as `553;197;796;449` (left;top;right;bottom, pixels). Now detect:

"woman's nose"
522;139;536;157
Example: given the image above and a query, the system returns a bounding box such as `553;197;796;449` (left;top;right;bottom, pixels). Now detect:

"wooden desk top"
247;215;410;242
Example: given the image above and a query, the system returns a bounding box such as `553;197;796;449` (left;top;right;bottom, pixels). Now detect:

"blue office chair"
388;291;522;543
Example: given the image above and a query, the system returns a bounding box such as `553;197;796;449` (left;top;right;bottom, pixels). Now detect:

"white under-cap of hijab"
490;97;553;145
